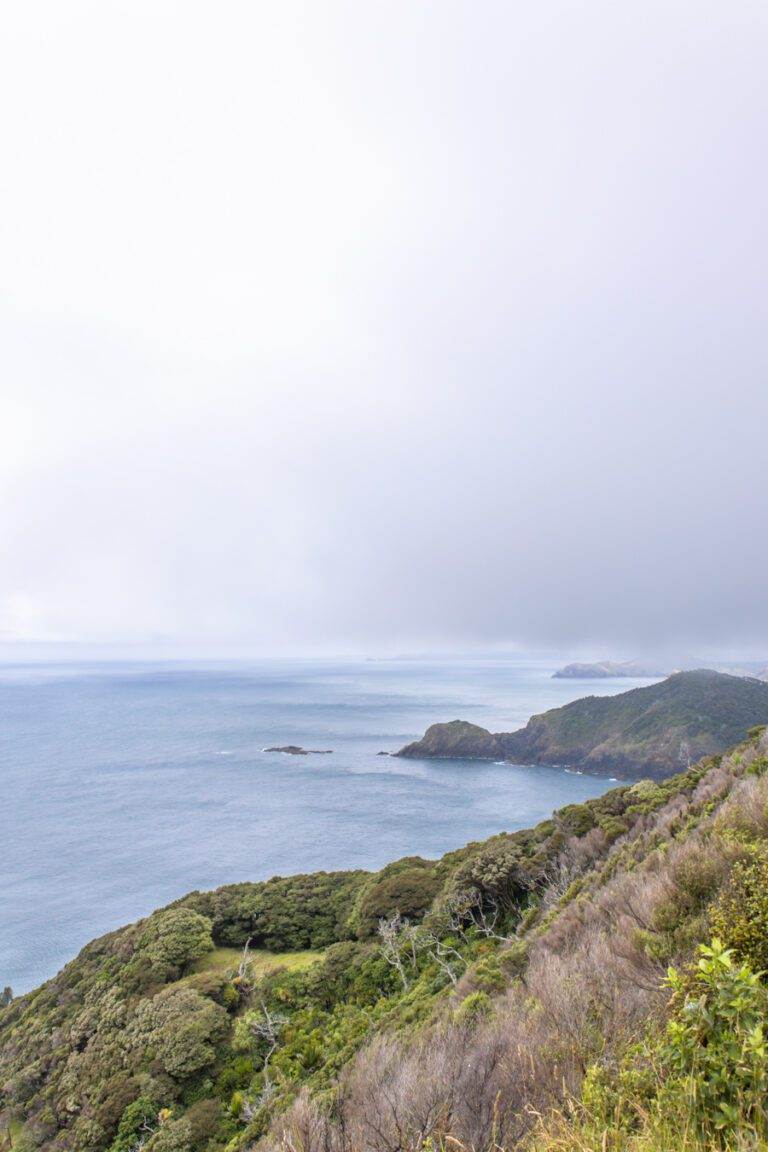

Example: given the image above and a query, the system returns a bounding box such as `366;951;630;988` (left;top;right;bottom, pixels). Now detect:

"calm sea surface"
1;658;652;993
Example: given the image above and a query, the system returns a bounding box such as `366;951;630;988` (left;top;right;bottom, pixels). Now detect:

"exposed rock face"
397;671;768;779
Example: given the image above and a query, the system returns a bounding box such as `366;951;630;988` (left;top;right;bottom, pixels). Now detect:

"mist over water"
1;658;652;993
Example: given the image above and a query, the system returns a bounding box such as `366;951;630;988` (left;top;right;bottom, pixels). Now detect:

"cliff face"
398;670;768;778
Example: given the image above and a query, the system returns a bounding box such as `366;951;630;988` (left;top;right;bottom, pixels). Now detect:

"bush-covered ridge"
3;725;768;1152
398;669;768;777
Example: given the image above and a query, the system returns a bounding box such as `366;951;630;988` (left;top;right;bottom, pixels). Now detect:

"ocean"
1;657;651;994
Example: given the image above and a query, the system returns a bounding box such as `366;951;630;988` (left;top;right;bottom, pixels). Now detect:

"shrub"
137;909;214;974
453;991;492;1025
128;988;229;1081
185;971;237;1009
660;940;768;1136
147;1117;192;1152
532;941;768;1149
598;815;629;843
450;838;531;908
110;1097;159;1152
184;1099;221;1148
472;954;506;994
650;841;726;953
95;1073;142;1137
555;803;596;837
193;871;366;950
214;1054;254;1096
710;849;768;972
353;867;441;938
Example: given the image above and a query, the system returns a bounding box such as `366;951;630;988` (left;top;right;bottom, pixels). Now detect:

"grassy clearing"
191;946;322;979
5;1119;24;1147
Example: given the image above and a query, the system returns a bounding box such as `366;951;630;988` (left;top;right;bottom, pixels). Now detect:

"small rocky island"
265;745;333;756
397;671;768;779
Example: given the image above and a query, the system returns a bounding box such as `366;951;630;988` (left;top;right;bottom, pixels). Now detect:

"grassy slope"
190;949;322;979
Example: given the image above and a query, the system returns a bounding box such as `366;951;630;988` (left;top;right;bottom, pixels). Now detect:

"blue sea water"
1;658;652;994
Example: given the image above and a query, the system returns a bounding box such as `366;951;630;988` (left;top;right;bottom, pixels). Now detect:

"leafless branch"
378;913;413;991
250;1002;288;1090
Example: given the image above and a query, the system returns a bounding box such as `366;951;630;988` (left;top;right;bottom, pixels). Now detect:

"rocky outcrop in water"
265;746;333;755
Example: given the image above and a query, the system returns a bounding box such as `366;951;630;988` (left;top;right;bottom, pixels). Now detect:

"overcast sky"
1;2;767;656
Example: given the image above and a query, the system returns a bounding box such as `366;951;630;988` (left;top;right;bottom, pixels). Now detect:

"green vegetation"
399;670;768;777
190;949;321;979
4;726;768;1152
710;848;768;972
527;942;768;1151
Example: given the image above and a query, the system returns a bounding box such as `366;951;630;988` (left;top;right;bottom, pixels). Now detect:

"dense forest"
4;725;768;1151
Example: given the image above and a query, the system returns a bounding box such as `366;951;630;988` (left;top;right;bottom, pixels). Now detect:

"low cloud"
1;2;766;655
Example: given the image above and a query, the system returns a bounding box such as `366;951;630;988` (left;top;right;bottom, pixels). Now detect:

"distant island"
553;658;669;678
397;670;768;778
553;657;768;680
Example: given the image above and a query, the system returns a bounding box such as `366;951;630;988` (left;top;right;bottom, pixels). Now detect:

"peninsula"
397;670;768;778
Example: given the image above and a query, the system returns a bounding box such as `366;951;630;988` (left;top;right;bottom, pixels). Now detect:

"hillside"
398;669;768;777
4;726;768;1151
